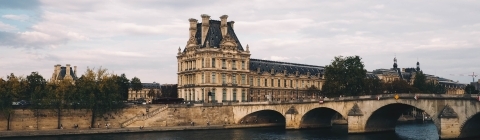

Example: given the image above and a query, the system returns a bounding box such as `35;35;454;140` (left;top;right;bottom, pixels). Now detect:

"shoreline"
0;123;285;138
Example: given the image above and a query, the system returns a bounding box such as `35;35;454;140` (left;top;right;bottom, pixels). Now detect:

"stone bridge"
229;93;480;139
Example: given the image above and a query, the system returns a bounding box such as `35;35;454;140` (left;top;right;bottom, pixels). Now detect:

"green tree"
0;73;27;130
0;77;13;130
26;72;47;130
413;71;427;92
305;85;321;99
130;77;143;100
385;80;419;93
77;68;125;128
46;79;75;129
363;78;385;95
427;82;447;94
465;84;479;94
322;56;367;97
114;74;130;100
148;88;156;99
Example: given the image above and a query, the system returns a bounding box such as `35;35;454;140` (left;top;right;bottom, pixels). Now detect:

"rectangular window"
222;73;226;84
211;90;216;102
233;89;237;101
249;76;253;85
290;80;293;88
202;58;204;68
212;72;216;83
241;74;245;84
284;79;287;87
242;61;245;69
232;74;237;84
271;79;274;87
278;79;280;87
212;58;215;68
202;73;204;83
232;60;236;69
302;80;304;87
223;89;227;101
222;59;226;69
265;79;267;87
242;90;245;101
257;78;260;87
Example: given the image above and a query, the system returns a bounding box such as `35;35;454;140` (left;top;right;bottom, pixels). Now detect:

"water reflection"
6;122;439;140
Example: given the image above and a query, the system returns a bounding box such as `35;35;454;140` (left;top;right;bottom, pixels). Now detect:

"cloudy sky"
1;0;479;84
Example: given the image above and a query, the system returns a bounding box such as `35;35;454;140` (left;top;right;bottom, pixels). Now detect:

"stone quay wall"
0;104;235;132
0;105;155;131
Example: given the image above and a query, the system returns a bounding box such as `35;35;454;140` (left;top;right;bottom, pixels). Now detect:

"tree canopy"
465;84;479;94
322;56;367;97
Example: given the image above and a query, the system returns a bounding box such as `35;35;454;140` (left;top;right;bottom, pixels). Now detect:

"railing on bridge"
165;94;480;108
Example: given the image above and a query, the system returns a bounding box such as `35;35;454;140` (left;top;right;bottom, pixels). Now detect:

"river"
7;122;439;140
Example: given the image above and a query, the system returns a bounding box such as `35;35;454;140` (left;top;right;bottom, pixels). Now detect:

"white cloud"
2;14;30;21
1;0;480;84
372;4;385;9
0;21;17;31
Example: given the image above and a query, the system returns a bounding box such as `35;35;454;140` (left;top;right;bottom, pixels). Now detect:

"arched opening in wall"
300;107;344;129
365;103;437;133
239;110;285;127
460;112;480;138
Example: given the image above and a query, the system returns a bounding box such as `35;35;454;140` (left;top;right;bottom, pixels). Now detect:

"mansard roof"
249;59;324;76
193;20;243;51
57;67;77;80
142;82;161;89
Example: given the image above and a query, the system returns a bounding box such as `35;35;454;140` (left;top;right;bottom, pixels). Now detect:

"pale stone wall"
0;105;155;131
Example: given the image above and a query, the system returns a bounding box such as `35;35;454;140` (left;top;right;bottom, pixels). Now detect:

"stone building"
50;64;78;83
177;14;325;103
128;82;161;102
372;57;466;94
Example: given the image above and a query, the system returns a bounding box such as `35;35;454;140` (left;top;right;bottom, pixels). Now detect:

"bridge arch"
300;107;345;128
238;109;286;125
460;112;480;138
364;102;439;133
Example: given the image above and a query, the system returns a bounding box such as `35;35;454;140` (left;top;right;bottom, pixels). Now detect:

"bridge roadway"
182;93;480;139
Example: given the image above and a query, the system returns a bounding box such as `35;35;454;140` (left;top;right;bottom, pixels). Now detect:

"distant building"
177;14;325;103
50;64;78;83
372;57;466;94
128;82;161;102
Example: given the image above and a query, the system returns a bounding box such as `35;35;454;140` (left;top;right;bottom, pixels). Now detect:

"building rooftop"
249;58;324;76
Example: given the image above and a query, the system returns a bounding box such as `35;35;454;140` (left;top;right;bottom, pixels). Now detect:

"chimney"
74;66;77;75
66;64;71;77
188;18;198;37
56;64;61;75
220;15;228;37
53;65;58;75
201;14;210;46
230;21;235;29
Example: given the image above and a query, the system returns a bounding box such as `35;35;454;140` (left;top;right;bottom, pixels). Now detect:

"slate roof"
249;59;324;76
366;72;379;79
141;83;161;89
188;20;243;51
57;67;77;80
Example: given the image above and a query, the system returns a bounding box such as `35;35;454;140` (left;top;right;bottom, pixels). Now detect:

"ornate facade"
177;14;325;103
372;57;466;94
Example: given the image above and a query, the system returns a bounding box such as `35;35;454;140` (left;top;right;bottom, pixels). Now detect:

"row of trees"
0;68;143;130
322;56;448;97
